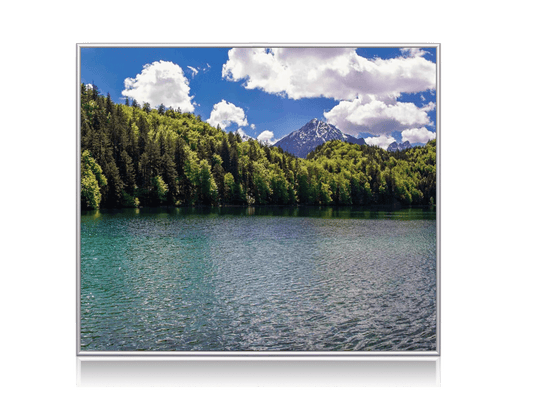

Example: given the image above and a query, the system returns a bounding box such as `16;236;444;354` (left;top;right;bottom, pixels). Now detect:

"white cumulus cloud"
421;102;436;112
364;135;396;149
122;61;194;112
324;96;433;136
257;130;276;145
400;48;429;58
206;100;248;130
236;128;257;141
401;127;436;144
222;47;436;100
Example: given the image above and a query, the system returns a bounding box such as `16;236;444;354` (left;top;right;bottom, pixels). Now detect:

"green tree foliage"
319;182;333;205
152;175;169;204
197;159;218;205
80;84;437;209
81;150;107;209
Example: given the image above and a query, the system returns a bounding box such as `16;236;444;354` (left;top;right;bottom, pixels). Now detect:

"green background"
5;1;531;416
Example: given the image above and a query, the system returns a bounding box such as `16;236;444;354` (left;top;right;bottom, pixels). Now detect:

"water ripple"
81;208;437;351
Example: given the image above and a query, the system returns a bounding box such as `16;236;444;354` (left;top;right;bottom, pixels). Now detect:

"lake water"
80;206;437;352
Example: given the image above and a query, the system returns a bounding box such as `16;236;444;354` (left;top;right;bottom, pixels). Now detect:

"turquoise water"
80;207;437;351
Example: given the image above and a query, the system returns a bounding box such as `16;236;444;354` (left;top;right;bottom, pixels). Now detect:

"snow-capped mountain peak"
274;119;366;158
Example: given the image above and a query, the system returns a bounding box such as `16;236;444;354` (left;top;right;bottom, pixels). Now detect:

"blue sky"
80;46;437;148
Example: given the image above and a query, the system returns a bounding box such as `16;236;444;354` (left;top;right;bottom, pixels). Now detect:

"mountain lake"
80;206;437;352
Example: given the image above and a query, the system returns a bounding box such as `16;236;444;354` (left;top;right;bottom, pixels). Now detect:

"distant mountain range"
249;118;425;157
387;141;412;152
274;119;366;158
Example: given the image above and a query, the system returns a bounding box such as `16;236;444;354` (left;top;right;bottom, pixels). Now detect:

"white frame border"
73;40;444;389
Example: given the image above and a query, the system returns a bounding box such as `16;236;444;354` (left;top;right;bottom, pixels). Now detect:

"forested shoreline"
80;84;436;210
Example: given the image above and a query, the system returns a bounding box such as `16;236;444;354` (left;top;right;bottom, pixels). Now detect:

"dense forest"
80;84;437;210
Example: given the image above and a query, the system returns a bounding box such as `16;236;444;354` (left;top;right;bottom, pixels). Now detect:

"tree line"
80;84;436;210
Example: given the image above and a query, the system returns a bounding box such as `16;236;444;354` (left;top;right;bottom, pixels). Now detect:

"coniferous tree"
80;84;436;209
81;150;107;209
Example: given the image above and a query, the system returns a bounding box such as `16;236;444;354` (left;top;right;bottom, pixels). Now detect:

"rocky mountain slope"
387;141;412;152
275;119;366;158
